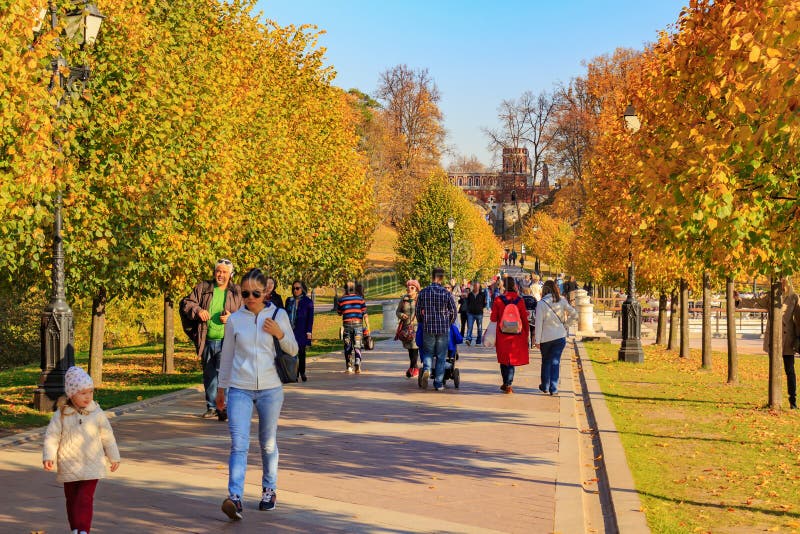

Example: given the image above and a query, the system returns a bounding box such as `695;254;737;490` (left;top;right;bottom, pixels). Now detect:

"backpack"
178;294;200;348
499;295;523;334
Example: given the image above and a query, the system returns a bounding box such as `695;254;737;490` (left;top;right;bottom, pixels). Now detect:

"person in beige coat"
43;366;120;534
762;277;800;409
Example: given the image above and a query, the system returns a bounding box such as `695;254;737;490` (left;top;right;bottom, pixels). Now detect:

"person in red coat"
490;277;530;394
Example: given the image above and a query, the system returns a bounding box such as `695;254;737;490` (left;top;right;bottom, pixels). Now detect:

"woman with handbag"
285;280;314;382
396;279;421;378
534;279;578;396
489;276;530;394
216;268;298;520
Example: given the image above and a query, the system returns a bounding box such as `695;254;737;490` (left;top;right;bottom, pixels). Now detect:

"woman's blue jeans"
500;364;515;386
539;337;567;394
227;386;284;498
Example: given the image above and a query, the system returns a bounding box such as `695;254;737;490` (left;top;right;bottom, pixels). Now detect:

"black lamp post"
33;1;105;412
618;104;644;363
447;217;455;281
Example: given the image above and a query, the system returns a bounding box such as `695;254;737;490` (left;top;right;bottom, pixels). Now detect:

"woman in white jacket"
534;280;577;395
216;268;298;520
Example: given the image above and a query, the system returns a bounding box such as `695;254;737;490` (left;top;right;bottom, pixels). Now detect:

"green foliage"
395;173;502;282
0;284;44;369
0;0;375;302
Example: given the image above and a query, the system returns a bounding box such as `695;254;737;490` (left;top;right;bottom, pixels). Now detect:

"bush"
0;286;44;369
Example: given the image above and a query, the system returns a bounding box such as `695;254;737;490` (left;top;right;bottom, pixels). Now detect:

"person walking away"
182;259;243;420
535;280;578;395
415;267;457;391
285;280;314;382
396;279;421;378
458;283;469;336
265;276;284;308
521;286;538;348
509;249;518;266
530;274;543;300
217;268;298;520
490;277;530;393
465;281;486;346
43;366;120;534
563;275;579;304
337;281;368;373
762;277;800;409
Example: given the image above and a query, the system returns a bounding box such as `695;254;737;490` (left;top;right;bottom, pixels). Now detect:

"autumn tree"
447;154;486;173
396;173;502;283
375;64;445;224
0;0;375;376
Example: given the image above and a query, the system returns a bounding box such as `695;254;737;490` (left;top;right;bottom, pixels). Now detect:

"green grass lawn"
584;341;800;533
0;307;388;436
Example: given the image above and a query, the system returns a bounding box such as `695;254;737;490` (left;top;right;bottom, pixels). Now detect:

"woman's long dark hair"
241;268;268;288
542;279;561;302
504;276;516;293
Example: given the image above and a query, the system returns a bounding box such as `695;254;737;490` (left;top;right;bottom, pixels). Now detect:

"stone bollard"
382;299;399;334
574;289;593;333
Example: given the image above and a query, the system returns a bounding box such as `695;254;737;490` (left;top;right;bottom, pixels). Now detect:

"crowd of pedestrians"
42;255;586;529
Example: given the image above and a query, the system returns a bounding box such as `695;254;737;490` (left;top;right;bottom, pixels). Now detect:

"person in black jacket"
265;276;284;309
465;281;487;346
521;286;538;348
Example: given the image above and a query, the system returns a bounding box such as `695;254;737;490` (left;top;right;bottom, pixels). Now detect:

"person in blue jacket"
284;280;314;382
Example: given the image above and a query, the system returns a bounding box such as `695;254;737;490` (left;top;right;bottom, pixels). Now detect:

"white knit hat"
64;366;94;398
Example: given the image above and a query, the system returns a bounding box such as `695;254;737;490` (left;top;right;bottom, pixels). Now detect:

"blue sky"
254;0;687;168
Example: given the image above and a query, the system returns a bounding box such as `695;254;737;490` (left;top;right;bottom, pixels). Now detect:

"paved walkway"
1;334;639;533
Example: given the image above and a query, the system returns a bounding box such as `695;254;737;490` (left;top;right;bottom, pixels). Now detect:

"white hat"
64;366;94;398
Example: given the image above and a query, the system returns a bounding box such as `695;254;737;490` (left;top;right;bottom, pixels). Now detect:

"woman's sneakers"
260;487;277;511
222;495;243;520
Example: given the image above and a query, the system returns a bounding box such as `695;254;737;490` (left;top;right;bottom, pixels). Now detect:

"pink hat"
406;279;421;291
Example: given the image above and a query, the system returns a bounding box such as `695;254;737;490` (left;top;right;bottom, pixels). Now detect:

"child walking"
43;366;120;534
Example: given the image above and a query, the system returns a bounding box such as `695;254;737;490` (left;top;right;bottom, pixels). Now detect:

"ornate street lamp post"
33;2;105;412
618;104;644;363
447;217;455;281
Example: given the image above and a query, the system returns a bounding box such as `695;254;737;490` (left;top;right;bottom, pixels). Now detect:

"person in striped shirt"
337;281;368;373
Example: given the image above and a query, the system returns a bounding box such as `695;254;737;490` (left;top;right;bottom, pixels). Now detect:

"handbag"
395;321;415;343
483;321;497;347
271;307;298;383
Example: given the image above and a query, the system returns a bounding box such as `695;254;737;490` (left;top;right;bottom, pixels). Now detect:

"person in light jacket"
217;268;298;521
534;279;577;395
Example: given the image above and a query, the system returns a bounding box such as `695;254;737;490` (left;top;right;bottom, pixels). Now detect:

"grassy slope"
584;341;800;533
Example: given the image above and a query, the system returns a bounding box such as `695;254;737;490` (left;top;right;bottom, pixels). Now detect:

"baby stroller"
417;322;462;389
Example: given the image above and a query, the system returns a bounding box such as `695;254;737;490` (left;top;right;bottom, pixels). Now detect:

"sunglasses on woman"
241;290;263;299
292;286;302;291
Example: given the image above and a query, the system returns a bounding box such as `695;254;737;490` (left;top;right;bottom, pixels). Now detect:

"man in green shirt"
182;259;243;420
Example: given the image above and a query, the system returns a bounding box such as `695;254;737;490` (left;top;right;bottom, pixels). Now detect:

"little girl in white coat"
43;366;120;534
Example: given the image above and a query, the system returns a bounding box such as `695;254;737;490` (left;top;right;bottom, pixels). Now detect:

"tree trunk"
667;284;679;351
768;276;782;409
656;291;668;345
88;287;107;386
702;271;712;369
726;275;738;384
680;278;690;358
163;293;175;373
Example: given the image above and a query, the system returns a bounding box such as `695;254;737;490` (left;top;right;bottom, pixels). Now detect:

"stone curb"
0;386;202;449
574;339;651;533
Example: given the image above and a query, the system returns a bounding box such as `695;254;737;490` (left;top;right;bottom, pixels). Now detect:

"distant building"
447;147;553;237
